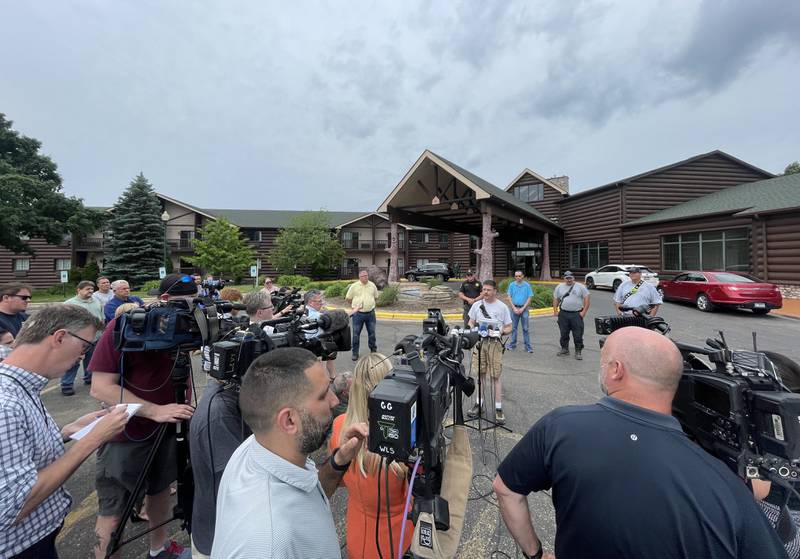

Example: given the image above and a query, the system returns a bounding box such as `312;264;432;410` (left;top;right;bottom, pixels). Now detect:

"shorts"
470;338;504;379
95;437;178;517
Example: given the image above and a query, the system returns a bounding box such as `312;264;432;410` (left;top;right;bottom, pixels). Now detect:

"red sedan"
658;271;783;314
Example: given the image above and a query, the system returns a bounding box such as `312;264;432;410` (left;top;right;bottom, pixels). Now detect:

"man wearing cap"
458;270;483;327
553;272;590;360
613;267;662;316
89;273;196;559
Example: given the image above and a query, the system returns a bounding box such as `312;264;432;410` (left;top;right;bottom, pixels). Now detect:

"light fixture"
432;196;440;205
161;210;170;222
450;202;458;210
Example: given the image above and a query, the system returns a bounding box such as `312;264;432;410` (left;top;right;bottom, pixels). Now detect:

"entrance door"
510;251;539;278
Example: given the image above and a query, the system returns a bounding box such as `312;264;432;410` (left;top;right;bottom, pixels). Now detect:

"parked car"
584;265;659;292
658;271;783;314
405;262;453;282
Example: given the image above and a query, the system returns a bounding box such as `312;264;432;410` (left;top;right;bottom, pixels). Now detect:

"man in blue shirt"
0;282;31;338
506;271;533;353
103;279;144;321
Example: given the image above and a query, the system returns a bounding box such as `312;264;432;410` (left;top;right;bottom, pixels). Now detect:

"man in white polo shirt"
211;347;368;558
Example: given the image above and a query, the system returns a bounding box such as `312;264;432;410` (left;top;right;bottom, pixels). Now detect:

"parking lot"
42;294;799;557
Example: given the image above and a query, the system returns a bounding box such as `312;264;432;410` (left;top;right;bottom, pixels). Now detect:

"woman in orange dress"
330;353;414;559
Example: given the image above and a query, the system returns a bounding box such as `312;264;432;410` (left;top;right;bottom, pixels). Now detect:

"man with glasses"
89;274;196;559
61;281;105;395
103;280;144;322
0;282;32;338
0;304;130;558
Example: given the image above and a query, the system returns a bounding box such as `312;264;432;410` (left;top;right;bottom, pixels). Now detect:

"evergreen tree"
186;217;256;277
103;174;166;286
784;161;800;175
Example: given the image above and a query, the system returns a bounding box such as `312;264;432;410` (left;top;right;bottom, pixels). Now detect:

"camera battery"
368;377;418;461
210;340;240;380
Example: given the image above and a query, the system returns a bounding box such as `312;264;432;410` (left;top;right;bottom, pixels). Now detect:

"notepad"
70;403;142;441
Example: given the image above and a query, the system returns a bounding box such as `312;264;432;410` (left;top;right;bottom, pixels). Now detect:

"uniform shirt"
497;396;788;559
613;279;662;312
211;435;340;558
65;295;105;322
92;290;114;308
0;364;72;557
554;282;590;312
468;299;512;328
459;280;482;306
0;311;28;337
507;280;534;307
345;281;379;313
103;295;144;322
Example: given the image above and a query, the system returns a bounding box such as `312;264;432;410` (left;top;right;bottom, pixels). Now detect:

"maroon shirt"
89;318;181;442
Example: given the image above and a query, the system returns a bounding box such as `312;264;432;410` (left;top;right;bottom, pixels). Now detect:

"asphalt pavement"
40;293;800;558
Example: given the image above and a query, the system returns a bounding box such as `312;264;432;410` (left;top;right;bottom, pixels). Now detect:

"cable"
398;456;422;559
376;459;384;559
386;463;395;559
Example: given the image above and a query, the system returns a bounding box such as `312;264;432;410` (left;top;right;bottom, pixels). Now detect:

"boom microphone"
317;309;350;333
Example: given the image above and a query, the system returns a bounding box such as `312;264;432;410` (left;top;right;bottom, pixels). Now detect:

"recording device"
596;305;800;482
272;286;302;314
368;309;479;531
201;278;226;300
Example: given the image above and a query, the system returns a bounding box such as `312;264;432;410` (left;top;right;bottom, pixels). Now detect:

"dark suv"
405;262;453;282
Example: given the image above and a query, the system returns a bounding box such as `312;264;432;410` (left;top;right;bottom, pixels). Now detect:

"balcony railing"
168;239;195;251
342;240;400;250
75;238;105;250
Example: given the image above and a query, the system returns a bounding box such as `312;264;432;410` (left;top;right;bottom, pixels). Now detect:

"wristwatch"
329;447;351;472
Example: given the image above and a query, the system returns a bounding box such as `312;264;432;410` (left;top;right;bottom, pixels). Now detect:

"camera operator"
242;290;292;334
0;304;129;558
613;266;661;316
303;289;338;380
89;274;197;559
493;327;787;559
211;347;368;558
466;279;512;424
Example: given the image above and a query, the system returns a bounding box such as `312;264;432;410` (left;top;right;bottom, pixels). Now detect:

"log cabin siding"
0;238;74;289
764;213;800;283
623;153;771;222
559;186;622;273
509;174;564;221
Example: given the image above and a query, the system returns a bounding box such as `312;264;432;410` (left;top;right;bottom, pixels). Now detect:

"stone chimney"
549;175;569;193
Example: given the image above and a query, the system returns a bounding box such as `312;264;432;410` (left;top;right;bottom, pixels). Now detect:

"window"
423;232;431;244
512;183;544;202
662;229;749;271
244;229;262;242
14;258;30;272
416;259;429;267
439;233;449;248
54;258;71;271
570;241;609;269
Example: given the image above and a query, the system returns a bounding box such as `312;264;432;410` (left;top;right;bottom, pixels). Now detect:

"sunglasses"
11;294;32;301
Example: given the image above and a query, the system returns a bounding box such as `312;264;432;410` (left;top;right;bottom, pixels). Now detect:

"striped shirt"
0;363;71;556
211;435;340;558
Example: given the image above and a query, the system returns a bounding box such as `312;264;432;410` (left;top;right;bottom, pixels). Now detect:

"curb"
373;307;554;321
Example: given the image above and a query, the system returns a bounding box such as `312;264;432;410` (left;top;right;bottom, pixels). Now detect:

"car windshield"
712;272;760;283
626;266;655;273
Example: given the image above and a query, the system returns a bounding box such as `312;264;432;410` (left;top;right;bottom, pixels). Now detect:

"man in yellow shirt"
344;270;379;361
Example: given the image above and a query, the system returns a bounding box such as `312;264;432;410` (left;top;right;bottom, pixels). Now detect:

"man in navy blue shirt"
103;279;144;322
0;282;31;338
493;326;788;559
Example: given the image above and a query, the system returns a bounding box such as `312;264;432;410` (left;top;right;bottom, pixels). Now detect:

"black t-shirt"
0;311;28;337
497;396;788;559
188;382;251;555
459;280;482;304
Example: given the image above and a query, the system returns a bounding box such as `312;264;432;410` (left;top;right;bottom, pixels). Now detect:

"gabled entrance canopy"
378;150;561;281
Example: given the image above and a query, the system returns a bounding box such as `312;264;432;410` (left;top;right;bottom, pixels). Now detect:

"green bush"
376;285;398;307
424;278;443;288
530;286;554;309
324;283;346;298
497;277;513;293
276;274;311;288
140;279;161;293
83;261;101;282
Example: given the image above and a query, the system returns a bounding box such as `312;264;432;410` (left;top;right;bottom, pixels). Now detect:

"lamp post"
161;210;170;270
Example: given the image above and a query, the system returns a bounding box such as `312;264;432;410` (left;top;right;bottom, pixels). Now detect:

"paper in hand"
70;403;142;441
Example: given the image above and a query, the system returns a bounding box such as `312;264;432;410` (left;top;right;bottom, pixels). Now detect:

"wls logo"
419;521;433;548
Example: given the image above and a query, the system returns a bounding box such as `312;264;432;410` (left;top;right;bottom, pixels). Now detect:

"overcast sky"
1;1;798;212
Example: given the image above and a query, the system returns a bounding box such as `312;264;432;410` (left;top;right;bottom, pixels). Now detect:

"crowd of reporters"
0;272;796;558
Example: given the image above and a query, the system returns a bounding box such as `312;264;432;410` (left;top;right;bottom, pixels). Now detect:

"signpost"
250;265;258;289
159;267;167;279
60;270;69;298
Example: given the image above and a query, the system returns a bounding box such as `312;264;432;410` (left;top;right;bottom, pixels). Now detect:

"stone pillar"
387;221;399;283
477;208;494;281
539;232;551;280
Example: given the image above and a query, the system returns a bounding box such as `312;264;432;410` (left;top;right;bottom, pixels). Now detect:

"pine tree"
103;174;166;287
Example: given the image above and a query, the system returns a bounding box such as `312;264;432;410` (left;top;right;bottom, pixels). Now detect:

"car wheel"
696;293;714;312
435;273;445;282
612;279;622;292
586;277;595;289
406;274;416;282
752;308;770;315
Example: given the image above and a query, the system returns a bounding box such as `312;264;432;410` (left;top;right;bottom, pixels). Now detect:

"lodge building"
2;149;798;293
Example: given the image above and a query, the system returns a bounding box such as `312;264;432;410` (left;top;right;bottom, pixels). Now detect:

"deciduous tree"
269;211;344;277
186;218;256;278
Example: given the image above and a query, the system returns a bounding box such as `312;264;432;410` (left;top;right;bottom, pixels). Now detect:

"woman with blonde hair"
330;352;413;558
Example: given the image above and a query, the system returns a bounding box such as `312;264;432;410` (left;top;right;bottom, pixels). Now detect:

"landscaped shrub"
376;285;398;307
324;283;347;298
424;278;443;288
497;277;513;293
140;279;161;293
276;274;311;288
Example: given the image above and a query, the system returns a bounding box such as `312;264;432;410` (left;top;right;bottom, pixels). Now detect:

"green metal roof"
201;208;369;229
428;151;560;229
624;173;800;227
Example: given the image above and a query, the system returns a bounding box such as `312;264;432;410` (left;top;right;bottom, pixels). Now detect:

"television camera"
367;309;479;532
596;305;800;484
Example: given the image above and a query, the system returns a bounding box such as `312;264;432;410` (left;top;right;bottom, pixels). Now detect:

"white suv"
584;265;659;292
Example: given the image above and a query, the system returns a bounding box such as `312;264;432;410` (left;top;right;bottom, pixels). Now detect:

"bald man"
493;327;787;559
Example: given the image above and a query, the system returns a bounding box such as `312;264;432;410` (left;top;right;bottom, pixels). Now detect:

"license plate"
754;303;765;309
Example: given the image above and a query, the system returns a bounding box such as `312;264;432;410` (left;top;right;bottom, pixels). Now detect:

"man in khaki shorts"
467;280;512;423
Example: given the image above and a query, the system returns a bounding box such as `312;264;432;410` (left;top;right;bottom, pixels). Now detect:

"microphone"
317;309;350;333
458;331;482;350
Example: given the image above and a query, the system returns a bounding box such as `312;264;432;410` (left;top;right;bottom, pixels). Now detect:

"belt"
356;309;375;314
559;309;580;313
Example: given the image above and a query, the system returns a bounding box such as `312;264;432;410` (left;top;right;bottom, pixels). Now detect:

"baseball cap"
628;266;642;273
466;269;475;275
158;273;198;296
563;271;575;279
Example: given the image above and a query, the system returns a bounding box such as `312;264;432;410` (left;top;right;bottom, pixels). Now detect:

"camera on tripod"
596;305;800;483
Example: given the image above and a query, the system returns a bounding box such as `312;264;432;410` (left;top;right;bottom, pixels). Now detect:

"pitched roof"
200;208;369;229
624;173;800;227
505;168;568;195
563;150;774;203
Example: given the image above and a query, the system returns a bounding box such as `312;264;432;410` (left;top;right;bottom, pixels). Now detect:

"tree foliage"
0;113;104;253
784;161;800;175
269;211;345;277
103;174;166;286
186;217;256;278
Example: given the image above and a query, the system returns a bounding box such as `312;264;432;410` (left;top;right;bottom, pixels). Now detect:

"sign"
158;267;167;279
250;265;258;278
60;270;69;283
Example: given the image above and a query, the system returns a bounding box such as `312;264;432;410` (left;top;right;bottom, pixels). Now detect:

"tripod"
463;337;511;434
104;350;195;558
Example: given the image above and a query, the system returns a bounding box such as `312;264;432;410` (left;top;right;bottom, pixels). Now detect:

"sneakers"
575;350;583;361
467;403;484;418
525;348;534;354
505;344;516;351
351;354;359;362
148;540;191;559
495;408;505;424
61;386;75;396
557;348;569;356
